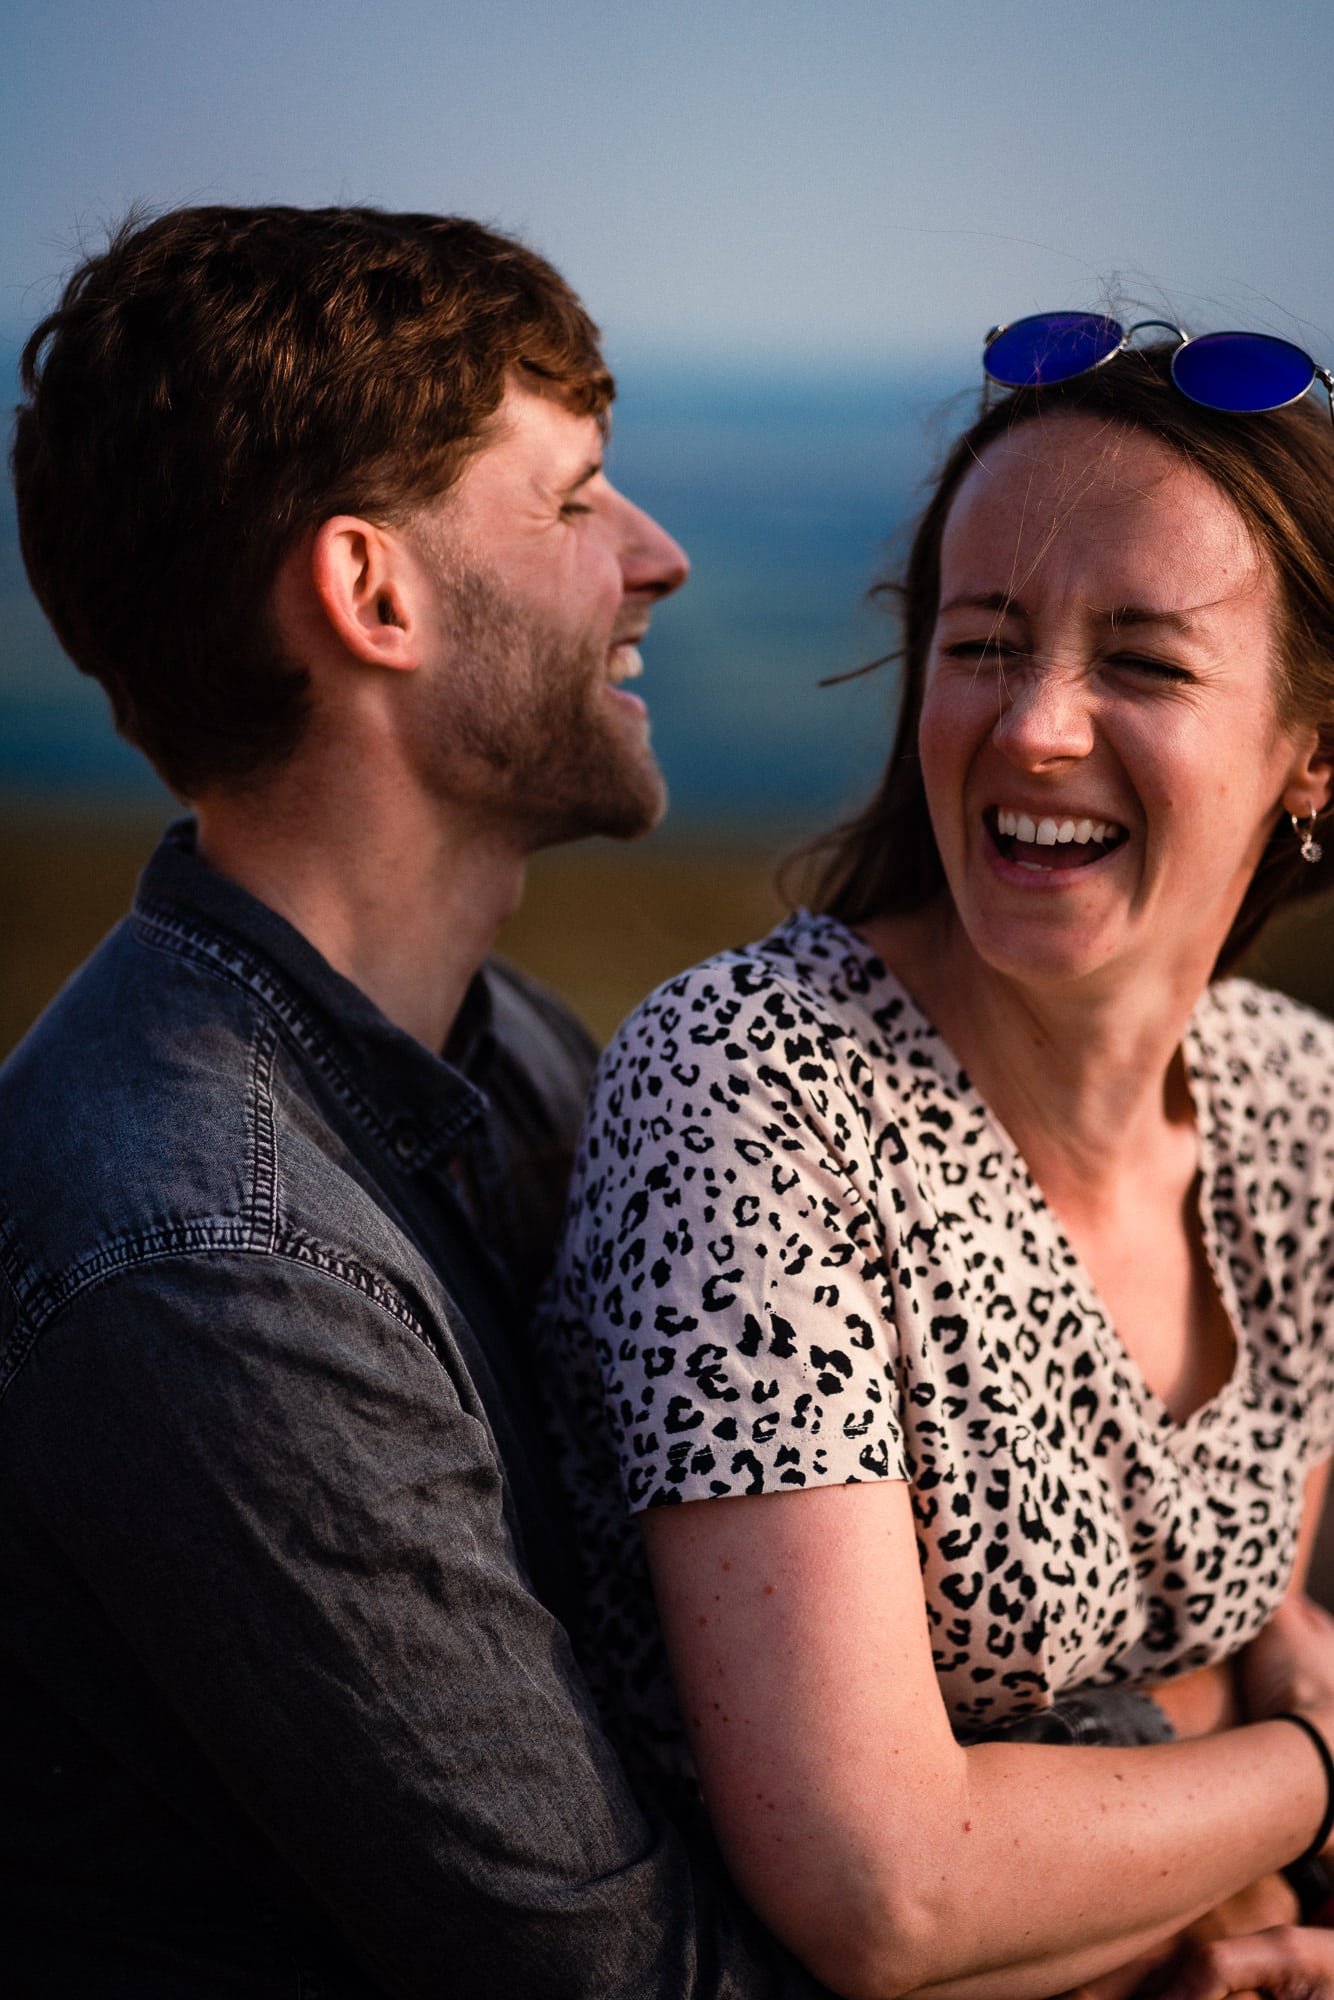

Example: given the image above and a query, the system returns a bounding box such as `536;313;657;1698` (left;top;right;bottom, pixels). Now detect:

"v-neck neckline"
795;909;1252;1445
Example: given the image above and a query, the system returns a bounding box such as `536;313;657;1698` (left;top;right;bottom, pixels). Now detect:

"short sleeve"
551;950;910;1509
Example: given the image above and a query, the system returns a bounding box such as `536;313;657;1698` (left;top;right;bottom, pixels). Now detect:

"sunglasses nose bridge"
1123;318;1189;346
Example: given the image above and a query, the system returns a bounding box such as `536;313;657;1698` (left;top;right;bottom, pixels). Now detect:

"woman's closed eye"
1105;651;1195;684
940;636;1026;665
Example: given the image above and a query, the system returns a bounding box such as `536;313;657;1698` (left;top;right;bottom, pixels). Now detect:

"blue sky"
6;0;1334;365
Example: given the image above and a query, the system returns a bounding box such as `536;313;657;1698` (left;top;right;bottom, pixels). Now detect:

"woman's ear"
1278;714;1334;817
308;516;424;672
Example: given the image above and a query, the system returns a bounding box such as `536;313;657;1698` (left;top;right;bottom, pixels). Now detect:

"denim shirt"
0;822;829;2000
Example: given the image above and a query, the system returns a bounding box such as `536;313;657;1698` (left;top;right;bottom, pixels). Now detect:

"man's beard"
411;558;668;848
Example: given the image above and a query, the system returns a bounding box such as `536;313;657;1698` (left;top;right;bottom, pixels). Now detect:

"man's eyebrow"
562;459;603;494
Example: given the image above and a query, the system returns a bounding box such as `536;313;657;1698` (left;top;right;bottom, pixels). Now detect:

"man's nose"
620;498;689;601
992;664;1095;767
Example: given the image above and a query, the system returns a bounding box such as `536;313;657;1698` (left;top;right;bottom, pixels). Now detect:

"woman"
543;322;1334;2000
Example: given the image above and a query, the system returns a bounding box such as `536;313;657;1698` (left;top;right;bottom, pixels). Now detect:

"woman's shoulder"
1190;978;1334;1211
598;908;921;1075
1193;975;1334;1093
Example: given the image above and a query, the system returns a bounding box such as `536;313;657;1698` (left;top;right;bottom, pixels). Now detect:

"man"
1;203;832;1998
1;204;1179;1998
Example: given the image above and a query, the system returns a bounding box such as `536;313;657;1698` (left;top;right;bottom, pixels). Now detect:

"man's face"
402;381;688;848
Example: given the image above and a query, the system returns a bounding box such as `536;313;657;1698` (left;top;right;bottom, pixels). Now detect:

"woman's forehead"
939;413;1267;608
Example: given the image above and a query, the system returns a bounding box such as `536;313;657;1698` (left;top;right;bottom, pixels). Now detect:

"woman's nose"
992;665;1095;768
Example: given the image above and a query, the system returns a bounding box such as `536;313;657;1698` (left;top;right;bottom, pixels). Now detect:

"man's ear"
308;516;425;672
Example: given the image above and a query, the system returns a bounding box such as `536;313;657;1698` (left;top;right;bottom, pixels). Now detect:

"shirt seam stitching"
0;1229;430;1404
132;900;480;1159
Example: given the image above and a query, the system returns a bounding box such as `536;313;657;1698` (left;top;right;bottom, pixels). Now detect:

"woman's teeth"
995;808;1119;848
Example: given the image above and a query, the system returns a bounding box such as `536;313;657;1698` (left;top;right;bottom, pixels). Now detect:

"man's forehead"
407;379;604;554
436;383;601;515
484;374;607;453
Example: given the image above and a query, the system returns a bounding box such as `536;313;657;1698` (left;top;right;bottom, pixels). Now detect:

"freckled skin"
916;414;1328;1001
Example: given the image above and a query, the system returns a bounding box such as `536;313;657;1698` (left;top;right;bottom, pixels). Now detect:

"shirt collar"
132;818;491;1171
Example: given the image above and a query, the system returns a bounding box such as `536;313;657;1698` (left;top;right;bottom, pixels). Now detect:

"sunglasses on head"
983;312;1334;423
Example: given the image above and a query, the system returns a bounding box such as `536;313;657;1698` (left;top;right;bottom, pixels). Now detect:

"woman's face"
917;414;1328;998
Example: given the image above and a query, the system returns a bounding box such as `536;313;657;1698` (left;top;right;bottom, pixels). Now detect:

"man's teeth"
995;809;1119;847
609;645;643;682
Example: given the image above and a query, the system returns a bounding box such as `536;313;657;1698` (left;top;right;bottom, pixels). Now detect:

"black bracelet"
1275;1711;1334;1863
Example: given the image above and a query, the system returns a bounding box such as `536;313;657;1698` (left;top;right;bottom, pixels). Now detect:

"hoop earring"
1291;810;1324;864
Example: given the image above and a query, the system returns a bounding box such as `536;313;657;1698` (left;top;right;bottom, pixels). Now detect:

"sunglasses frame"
983;312;1334;424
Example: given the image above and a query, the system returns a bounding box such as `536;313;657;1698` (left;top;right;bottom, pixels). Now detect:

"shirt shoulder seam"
0;1224;430;1406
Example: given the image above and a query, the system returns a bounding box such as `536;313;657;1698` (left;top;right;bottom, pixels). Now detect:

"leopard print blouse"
541;910;1334;1789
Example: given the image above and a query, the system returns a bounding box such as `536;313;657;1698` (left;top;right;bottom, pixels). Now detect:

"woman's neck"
857;900;1202;1220
857;900;1237;1421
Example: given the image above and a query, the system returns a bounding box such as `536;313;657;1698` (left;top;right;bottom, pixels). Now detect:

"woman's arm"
642;1479;1334;2000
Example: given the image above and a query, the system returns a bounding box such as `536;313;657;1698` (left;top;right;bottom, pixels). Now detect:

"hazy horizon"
6;0;1333;824
1;358;962;827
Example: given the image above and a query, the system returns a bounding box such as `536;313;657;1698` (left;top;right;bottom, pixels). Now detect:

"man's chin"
613;773;669;843
530;768;668;850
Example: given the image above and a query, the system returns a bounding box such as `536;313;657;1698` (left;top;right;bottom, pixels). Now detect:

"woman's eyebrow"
1104;604;1199;633
936;595;1202;633
938;590;1021;617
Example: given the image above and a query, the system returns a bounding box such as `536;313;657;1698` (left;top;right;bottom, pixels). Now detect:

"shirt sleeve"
2;1250;831;2000
552;956;911;1511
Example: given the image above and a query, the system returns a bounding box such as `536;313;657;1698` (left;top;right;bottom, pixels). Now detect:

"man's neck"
194;780;527;1055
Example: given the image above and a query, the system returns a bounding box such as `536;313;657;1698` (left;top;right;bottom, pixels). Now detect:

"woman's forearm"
644;1485;1334;2000
848;1723;1327;2000
718;1724;1328;2000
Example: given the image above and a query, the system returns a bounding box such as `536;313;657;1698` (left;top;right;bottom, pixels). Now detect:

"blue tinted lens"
1172;332;1315;413
984;312;1125;387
